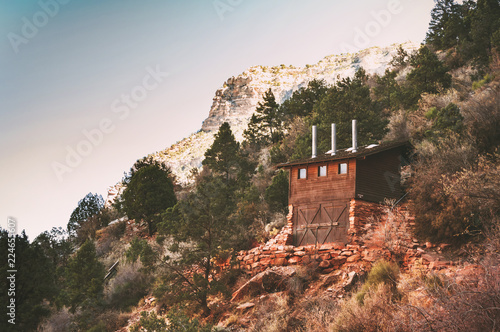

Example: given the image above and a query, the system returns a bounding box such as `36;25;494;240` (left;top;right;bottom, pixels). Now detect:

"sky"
0;0;435;240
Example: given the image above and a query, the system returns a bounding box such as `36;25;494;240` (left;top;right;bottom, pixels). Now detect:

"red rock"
274;258;287;266
319;260;331;269
332;256;346;266
288;256;302;264
294;251;306;256
301;256;311;264
346;254;360;263
319;253;331;260
260;258;271;266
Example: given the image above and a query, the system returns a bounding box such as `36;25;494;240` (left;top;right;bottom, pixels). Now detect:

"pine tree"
407;46;451;97
374;69;402;111
280;79;328;118
120;163;176;236
67;193;104;235
467;0;500;67
0;231;56;331
243;88;284;146
265;170;289;214
426;0;458;49
203;122;241;182
314;68;388;152
63;240;105;312
158;176;238;316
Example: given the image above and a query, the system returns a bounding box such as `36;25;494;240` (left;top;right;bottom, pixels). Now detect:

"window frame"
317;165;327;177
338;162;348;175
298;167;307;179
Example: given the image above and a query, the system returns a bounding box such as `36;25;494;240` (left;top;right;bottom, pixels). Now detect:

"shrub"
333;284;400;332
356;260;399;304
250;293;289;332
130;311;167;332
38;308;73;332
410;137;478;242
130;308;212;332
125;237;158;271
106;220;127;240
105;262;148;311
472;73;492;90
289;297;338;332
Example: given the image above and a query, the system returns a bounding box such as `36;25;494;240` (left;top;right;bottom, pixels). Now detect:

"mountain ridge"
112;42;419;194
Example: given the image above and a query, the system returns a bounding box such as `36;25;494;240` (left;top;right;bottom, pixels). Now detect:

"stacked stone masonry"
236;199;453;275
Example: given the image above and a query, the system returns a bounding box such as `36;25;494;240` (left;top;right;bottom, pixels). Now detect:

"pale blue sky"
0;0;435;239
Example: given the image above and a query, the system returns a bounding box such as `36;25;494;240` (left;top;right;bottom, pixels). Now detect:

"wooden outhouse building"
277;125;409;247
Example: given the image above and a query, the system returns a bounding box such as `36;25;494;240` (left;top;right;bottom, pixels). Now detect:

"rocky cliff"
149;42;418;185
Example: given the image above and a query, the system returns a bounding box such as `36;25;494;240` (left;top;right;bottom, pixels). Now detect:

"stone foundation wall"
237;199;394;275
236;199;453;275
347;199;384;245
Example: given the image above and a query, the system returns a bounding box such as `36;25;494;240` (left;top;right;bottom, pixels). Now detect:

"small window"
338;163;347;174
318;165;327;177
298;168;307;179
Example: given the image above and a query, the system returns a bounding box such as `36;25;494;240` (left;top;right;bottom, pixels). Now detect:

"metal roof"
277;140;410;168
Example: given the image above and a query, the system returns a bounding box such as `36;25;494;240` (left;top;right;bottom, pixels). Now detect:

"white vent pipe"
312;125;317;158
352;119;358;153
331;123;337;156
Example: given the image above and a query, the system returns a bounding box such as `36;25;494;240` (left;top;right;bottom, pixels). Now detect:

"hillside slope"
147;42;418;185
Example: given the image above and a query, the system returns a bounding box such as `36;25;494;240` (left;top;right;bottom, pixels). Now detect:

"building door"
293;201;349;246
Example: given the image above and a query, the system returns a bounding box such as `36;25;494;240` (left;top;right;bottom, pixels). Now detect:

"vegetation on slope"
3;1;499;330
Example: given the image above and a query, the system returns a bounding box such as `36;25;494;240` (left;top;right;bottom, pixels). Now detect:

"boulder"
231;266;297;302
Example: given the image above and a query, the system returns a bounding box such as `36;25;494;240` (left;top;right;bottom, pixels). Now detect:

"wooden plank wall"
355;149;404;203
288;158;356;206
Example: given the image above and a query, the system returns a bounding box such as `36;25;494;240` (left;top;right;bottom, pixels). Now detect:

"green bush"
355;260;399;304
472;74;492;90
130;311;167;332
125;237;158;271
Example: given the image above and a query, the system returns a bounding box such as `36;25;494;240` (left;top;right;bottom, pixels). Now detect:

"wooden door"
293;201;349;246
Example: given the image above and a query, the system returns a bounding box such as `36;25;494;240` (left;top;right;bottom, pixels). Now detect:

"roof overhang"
276;140;410;169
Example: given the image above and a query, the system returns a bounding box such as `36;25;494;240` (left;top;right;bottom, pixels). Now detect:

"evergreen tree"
389;45;411;69
280;79;328;118
67;193;104;235
426;0;459;49
265;170;289;214
63;240;105;313
33;227;72;269
0;231;55;331
203;122;241;182
467;0;500;67
120;163;176;236
313;68;388;153
406;46;451;104
244;88;285;146
374;69;403;111
158;176;239;316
